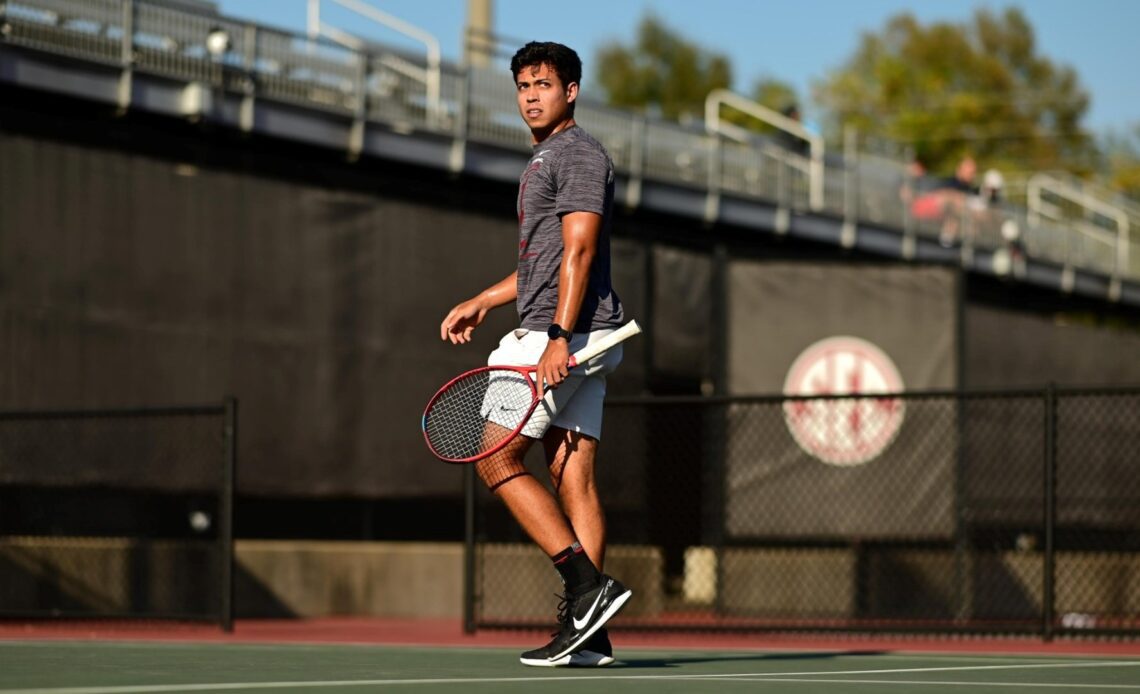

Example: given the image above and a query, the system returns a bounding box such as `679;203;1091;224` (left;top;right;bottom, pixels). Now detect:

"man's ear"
566;82;579;104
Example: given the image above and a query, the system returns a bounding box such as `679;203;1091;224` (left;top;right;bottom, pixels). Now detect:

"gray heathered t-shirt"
515;126;625;333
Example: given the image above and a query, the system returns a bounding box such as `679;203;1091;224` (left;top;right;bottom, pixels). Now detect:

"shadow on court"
612;649;888;669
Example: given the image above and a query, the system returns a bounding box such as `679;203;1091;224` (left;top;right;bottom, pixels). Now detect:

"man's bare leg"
476;434;577;556
545;428;605;570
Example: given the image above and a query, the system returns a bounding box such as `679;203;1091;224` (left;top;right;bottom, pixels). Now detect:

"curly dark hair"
510;42;582;113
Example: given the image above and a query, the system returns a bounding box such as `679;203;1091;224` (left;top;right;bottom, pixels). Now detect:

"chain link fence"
0;401;236;629
467;387;1140;639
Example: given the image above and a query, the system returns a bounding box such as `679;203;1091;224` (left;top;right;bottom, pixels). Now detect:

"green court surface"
2;641;1139;693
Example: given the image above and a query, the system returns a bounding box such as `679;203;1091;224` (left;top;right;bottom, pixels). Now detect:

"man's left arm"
535;211;600;394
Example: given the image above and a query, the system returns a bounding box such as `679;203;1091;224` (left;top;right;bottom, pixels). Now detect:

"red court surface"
3;618;1138;658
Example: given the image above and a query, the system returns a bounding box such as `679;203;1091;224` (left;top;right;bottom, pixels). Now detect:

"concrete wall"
237;541;463;618
4;538;1138;625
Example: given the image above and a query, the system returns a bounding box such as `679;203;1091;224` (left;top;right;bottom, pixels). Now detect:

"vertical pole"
643;237;655;383
1042;384;1057;641
952;271;970;623
625;115;645;210
901;144;916;259
238;24;256;133
117;0;134;111
307;0;320;40
220;397;238;633
463;0;493;69
704;135;720;225
462;464;476;634
705;242;728;612
808;140;824;211
448;65;469;174
775;152;790;234
347;47;367;159
841;125;857;247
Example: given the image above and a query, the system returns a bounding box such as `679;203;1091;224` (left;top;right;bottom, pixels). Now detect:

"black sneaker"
569;627;614;667
518;576;631;667
520;593;574;667
519;626;615;668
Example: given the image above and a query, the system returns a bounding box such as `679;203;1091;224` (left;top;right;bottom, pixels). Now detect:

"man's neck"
531;117;576;145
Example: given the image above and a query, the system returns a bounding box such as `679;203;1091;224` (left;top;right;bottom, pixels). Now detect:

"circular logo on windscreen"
783;336;905;466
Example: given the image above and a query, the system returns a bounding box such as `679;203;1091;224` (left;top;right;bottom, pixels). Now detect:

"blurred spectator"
909;156;981;246
899;157;933;206
775;103;811;157
971;168;1008;235
980;168;1004;205
976;168;1025;268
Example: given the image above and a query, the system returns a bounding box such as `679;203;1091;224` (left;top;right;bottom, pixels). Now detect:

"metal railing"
2;0;1136;283
306;0;441;128
1027;173;1131;278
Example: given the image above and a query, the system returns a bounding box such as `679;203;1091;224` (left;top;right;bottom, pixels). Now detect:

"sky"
215;0;1140;136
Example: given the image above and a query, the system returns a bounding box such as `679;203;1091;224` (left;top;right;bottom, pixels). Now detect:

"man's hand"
440;298;488;344
440;272;518;345
535;337;571;398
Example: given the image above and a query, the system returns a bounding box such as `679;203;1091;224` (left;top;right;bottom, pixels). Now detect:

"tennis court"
3;637;1140;693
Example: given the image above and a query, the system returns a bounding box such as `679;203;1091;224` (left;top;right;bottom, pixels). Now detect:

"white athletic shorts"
484;327;623;441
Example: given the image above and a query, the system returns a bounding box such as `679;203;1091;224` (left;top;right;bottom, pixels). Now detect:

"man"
909;155;980;246
439;42;631;667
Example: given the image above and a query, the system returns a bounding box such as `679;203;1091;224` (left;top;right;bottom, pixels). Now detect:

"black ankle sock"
551;541;600;596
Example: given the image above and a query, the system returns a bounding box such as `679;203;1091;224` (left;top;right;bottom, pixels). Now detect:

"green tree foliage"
814;8;1095;174
594;14;732;122
717;77;803;137
1101;124;1140;203
751;77;798;114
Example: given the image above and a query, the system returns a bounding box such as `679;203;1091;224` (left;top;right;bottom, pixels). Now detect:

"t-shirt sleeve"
554;143;611;217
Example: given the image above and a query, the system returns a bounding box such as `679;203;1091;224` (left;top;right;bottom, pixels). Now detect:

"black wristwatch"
547;323;573;341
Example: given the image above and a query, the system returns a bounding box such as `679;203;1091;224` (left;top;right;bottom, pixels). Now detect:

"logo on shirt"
518;160;543;229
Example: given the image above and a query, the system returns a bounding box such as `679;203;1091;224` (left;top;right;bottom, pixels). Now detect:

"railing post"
449;67;469;174
238;23;256;133
117;0;134;111
901;145;917;259
347;48;367;160
841;125;857;248
775;152;790;234
1043;383;1057;642
625;115;645;210
705;134;720;224
809;143;824;212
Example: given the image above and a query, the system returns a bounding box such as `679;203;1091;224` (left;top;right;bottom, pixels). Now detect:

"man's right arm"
440;271;518;344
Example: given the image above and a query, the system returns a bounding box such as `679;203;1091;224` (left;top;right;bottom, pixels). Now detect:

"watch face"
548;324;569;340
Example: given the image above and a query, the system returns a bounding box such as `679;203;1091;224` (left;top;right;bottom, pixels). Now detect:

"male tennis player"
439;41;631;667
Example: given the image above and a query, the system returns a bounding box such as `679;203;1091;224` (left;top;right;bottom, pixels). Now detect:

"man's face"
957;157;976;183
515;62;577;134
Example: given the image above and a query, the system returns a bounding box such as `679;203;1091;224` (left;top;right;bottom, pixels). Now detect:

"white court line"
689;660;1140;678
0;640;1125;663
4;661;1140;694
697;678;1140;689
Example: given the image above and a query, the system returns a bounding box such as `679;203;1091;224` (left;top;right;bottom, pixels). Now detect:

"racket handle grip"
569;320;642;366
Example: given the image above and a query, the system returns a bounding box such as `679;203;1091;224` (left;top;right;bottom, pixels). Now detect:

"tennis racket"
422;320;642;463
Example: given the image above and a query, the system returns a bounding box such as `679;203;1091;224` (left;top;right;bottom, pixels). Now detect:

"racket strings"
424;369;537;461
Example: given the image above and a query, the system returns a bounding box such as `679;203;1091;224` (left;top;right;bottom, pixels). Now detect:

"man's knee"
476;438;532;491
545;430;600;493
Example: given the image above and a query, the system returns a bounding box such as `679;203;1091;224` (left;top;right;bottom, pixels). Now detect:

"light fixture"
205;26;230;58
